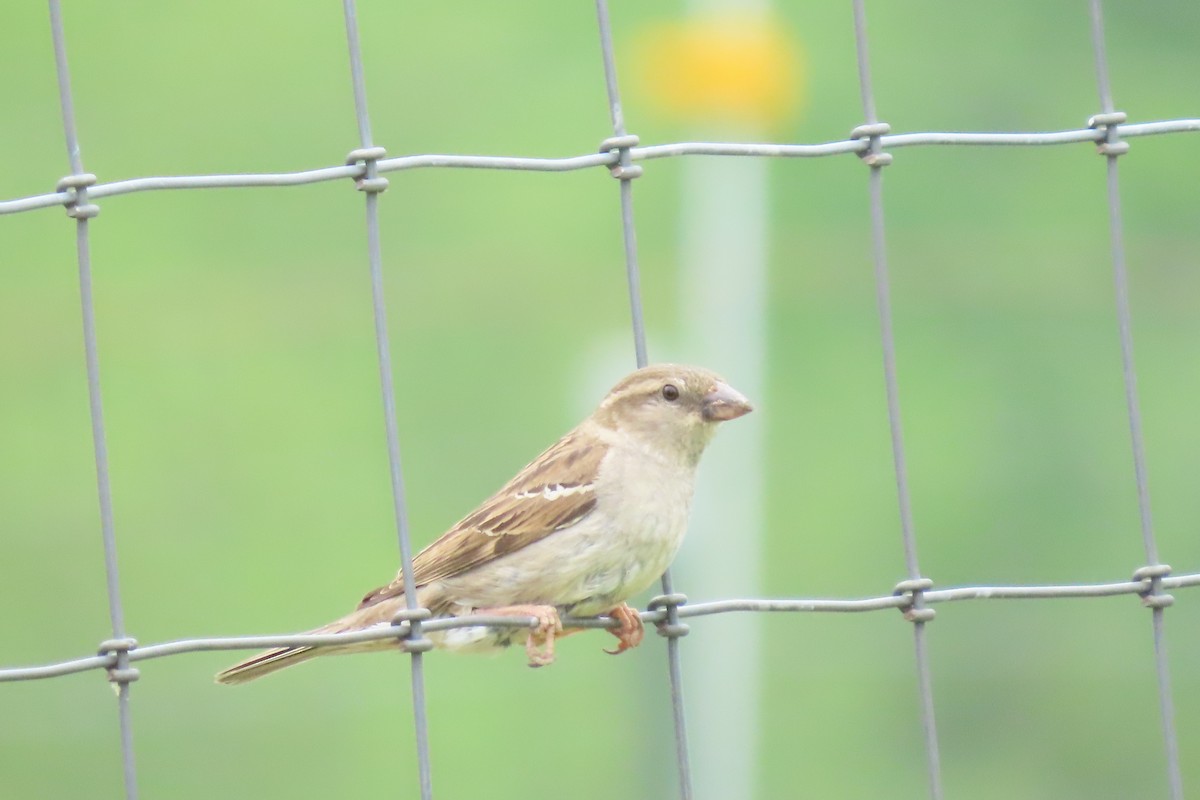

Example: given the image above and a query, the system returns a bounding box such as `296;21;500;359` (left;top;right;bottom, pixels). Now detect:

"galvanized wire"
3;571;1198;683
4;3;1197;800
47;1;139;799
1088;3;1183;799
850;2;942;798
593;2;694;798
340;2;434;799
7;121;1200;217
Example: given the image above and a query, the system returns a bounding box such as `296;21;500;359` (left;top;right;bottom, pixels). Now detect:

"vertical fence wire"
594;0;649;369
1087;3;1183;798
340;2;434;799
593;2;692;799
850;2;944;798
48;2;138;799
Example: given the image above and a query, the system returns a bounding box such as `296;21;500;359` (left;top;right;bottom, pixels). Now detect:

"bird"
216;363;752;684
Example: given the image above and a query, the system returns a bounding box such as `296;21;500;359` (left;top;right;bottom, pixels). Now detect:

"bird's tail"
215;642;321;685
216;598;408;685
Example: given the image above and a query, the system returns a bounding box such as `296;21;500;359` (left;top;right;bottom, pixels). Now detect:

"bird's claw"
474;604;563;667
603;602;644;656
521;606;563;668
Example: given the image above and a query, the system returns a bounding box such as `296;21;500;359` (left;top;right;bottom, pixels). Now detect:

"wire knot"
599;134;643;180
97;637;140;683
55;173;100;219
346;146;389;193
850;122;893;167
97;637;137;655
1133;564;1174;609
893;578;936;623
1088;111;1130;157
391;607;434;652
648;593;690;639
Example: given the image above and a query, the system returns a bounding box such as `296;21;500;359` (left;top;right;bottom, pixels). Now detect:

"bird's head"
593;363;752;464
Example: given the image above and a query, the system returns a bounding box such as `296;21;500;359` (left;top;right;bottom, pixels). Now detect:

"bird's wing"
357;427;607;609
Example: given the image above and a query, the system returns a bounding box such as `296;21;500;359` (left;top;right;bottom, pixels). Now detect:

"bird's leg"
602;602;644;655
477;604;563;667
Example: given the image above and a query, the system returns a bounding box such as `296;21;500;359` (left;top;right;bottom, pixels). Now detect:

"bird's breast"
563;447;696;613
435;444;698;621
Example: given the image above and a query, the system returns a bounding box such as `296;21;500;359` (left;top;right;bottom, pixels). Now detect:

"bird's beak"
702;381;753;421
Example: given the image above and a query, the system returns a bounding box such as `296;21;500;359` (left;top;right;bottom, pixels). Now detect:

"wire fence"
2;1;1197;799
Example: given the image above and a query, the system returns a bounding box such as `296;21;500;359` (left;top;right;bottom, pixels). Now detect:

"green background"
2;2;1198;798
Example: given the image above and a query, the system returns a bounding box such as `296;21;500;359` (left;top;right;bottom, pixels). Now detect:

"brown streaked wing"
357;427;607;610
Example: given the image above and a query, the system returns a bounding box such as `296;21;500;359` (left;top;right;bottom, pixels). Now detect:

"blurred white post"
676;126;768;800
675;6;769;800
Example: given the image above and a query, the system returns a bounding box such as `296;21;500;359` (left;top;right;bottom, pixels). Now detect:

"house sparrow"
216;363;751;684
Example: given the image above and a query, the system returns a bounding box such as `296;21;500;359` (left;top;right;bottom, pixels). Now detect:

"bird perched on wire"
216;363;751;684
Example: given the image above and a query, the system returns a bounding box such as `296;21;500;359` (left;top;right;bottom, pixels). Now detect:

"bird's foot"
479;604;563;667
603;602;645;655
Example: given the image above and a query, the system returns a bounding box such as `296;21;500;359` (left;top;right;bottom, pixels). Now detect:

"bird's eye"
662;384;680;402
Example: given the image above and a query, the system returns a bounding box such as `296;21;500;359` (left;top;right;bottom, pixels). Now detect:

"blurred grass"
2;1;1198;798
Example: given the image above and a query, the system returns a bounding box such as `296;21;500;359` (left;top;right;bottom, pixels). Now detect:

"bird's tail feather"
215;598;408;685
215;644;320;685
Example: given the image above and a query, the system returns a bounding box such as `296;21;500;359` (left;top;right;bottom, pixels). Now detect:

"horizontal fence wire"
4;120;1200;216
3;571;1198;683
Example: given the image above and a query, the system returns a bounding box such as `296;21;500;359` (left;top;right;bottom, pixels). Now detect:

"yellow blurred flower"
631;12;805;131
